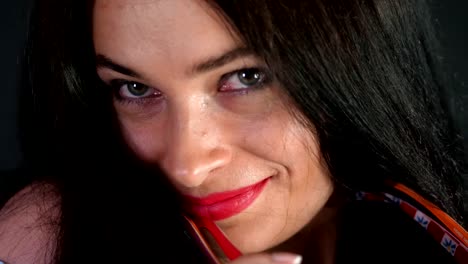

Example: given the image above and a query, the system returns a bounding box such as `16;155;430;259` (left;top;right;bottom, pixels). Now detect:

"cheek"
267;119;333;225
285;129;334;230
283;124;332;202
244;108;332;203
227;122;333;252
118;119;166;162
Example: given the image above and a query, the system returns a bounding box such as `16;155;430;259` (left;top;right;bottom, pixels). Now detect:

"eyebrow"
96;55;141;78
95;46;255;79
189;46;254;76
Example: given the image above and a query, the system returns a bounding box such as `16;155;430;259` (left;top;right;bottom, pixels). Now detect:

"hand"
230;252;302;264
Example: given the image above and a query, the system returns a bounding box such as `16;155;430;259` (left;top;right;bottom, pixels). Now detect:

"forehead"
93;0;217;32
92;0;240;71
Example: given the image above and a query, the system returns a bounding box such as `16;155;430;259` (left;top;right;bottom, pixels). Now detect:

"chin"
221;217;289;254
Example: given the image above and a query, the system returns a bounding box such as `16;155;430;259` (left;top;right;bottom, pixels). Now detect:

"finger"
230;252;302;264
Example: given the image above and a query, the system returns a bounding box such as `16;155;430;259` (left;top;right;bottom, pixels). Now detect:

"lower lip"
186;178;270;221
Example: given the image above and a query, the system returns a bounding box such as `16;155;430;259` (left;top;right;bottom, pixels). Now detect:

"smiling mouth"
183;177;271;221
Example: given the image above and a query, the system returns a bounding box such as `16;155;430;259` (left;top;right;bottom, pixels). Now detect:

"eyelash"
108;67;272;105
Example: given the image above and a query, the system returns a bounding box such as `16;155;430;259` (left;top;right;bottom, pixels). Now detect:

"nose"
160;102;231;188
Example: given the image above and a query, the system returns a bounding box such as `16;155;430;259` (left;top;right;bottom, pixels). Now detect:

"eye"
111;80;162;100
119;82;155;98
220;68;268;92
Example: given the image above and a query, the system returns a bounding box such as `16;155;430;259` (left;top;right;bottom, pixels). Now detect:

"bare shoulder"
0;183;61;264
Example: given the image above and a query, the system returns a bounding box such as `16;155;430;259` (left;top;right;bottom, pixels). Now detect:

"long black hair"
11;0;468;263
17;0;204;263
210;0;467;218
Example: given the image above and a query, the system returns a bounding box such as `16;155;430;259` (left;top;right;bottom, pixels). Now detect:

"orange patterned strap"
391;182;468;247
357;183;468;262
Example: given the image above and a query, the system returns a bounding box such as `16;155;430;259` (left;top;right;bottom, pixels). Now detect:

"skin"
0;184;59;264
93;0;336;262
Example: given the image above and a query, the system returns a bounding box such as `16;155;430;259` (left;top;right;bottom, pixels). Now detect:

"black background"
0;1;467;171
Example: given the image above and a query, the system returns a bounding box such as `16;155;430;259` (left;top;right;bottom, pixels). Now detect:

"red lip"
184;177;270;221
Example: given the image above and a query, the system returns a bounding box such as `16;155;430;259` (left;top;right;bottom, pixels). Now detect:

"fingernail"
271;253;303;264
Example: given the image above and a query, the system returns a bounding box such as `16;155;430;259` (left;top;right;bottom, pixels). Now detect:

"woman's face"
93;0;333;253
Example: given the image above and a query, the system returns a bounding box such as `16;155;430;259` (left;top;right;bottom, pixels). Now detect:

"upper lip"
183;178;270;206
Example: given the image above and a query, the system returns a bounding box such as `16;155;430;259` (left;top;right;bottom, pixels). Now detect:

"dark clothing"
336;200;457;263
